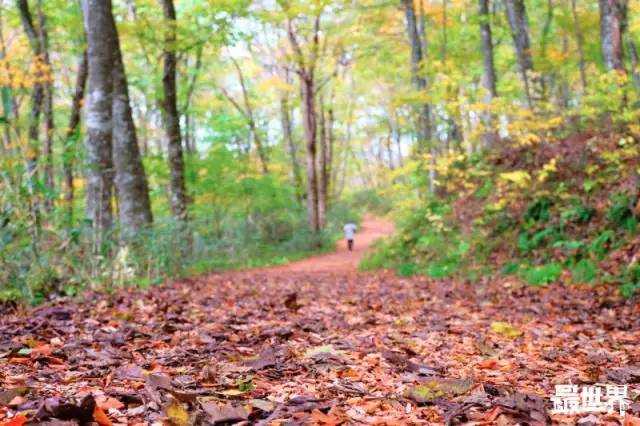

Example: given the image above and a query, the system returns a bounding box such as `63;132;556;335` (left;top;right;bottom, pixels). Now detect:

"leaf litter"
0;266;639;424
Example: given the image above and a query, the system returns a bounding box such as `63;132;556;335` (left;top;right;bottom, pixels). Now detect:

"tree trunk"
17;0;45;219
504;0;534;108
301;76;319;232
230;58;268;174
402;0;435;191
317;96;328;228
160;0;189;221
571;0;588;92
479;0;497;98
401;0;431;149
627;37;640;92
63;49;88;226
108;10;153;236
599;0;628;72
280;93;303;200
82;0;115;246
479;0;498;147
287;13;322;232
36;1;54;212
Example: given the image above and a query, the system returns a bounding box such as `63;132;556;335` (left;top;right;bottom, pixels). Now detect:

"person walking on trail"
344;222;357;252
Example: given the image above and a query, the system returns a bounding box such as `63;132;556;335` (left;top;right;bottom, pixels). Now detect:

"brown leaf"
201;401;248;424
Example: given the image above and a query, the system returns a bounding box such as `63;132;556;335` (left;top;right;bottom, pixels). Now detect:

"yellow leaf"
490;321;523;339
166;401;190;426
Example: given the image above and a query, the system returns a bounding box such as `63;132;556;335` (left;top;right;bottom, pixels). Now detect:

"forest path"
1;221;639;424
255;214;393;275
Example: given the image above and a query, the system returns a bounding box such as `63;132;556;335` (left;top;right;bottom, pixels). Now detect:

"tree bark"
82;0;115;245
504;0;534;108
108;10;153;235
63;49;88;226
287;14;322;232
301;75;319;233
571;0;588;92
317;95;328;228
479;0;497;98
401;0;431;149
479;0;498;147
36;1;54;212
160;0;189;222
280;92;303;200
598;0;628;72
17;0;45;218
627;37;640;92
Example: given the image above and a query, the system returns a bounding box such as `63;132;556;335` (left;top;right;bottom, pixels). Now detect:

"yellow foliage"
537;158;557;183
499;170;531;188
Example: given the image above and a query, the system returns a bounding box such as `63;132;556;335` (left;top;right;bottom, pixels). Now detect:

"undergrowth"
363;128;640;297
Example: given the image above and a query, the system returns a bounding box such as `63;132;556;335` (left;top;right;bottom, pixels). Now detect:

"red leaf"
93;406;112;426
0;414;27;426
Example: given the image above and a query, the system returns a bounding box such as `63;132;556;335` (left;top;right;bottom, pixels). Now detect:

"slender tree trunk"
479;0;497;98
0;11;12;152
627;37;640;92
571;0;588;92
504;0;534;108
280;93;303;200
108;10;153;236
82;0;115;247
17;0;46;230
181;45;203;154
287;13;322;232
301;76;319;233
327;105;335;191
479;0;498;147
63;49;88;226
317;95;328;228
230;58;268;174
36;1;54;212
401;0;431;150
599;0;628;72
402;0;435;191
160;0;188;221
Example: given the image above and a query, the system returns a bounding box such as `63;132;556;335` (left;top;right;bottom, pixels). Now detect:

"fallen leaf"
311;408;339;425
98;397;124;410
93;406;112;426
165;400;190;426
201;401;248;424
0;415;27;426
490;321;523;338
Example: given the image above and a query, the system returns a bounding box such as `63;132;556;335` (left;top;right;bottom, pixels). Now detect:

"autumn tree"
109;7;153;235
160;0;189;222
400;0;431;151
478;0;498;147
284;4;323;232
82;0;115;247
598;0;628;72
63;50;88;225
504;0;534;108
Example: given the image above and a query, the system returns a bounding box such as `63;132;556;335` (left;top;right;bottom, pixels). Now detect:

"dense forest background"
2;0;640;303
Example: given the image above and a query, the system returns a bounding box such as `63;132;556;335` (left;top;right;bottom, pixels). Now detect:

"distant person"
344;222;357;252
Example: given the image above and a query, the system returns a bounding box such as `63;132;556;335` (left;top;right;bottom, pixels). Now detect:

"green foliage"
607;193;637;231
570;259;598;284
0;145;357;304
366;128;640;297
524;197;552;223
520;262;563;286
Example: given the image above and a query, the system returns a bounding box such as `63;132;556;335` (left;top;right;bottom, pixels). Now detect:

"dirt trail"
263;215;394;274
2;216;640;424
